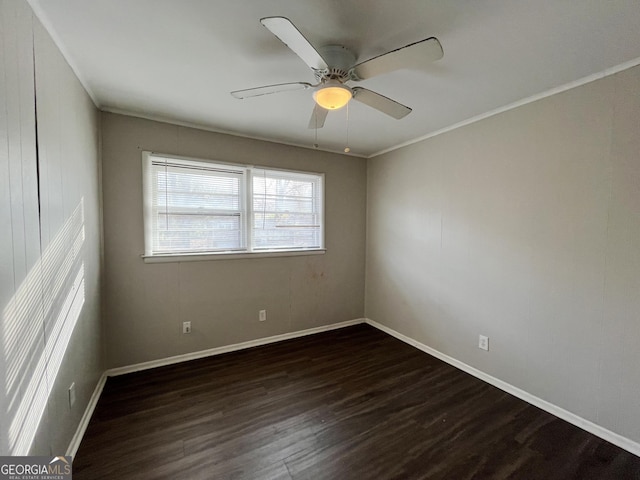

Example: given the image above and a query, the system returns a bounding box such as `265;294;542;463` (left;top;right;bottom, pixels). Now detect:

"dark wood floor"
74;324;640;479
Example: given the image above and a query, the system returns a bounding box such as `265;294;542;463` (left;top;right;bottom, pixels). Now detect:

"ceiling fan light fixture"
313;81;352;110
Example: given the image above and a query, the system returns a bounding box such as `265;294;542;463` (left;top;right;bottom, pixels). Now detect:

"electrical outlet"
259;310;267;322
478;335;489;351
183;321;192;334
68;383;76;408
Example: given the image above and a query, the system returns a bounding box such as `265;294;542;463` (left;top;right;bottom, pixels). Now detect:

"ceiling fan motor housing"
232;17;433;123
316;45;356;82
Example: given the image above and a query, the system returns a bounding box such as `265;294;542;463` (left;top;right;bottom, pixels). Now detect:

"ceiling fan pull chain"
344;102;351;153
314;109;319;148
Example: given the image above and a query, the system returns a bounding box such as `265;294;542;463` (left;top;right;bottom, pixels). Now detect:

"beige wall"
366;65;640;444
101;113;366;368
0;0;103;455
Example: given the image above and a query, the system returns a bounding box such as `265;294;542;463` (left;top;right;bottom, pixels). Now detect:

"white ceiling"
30;0;640;157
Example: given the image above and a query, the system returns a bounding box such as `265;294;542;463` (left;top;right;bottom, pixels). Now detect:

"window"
142;152;324;259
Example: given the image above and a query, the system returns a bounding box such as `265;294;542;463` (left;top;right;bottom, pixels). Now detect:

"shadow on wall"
1;199;86;455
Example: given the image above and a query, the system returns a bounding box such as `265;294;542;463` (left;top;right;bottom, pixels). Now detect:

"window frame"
141;151;325;263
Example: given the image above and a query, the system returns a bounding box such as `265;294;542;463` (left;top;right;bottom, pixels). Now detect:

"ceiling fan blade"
351;37;443;80
308;104;328;129
352;87;412;119
260;16;328;72
231;82;312;99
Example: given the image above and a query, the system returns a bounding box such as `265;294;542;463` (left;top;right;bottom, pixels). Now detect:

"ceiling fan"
231;17;444;129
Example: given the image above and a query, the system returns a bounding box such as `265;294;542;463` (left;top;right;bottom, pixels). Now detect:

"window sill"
141;249;326;264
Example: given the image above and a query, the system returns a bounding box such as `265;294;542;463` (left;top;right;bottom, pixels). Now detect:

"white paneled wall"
0;0;103;456
0;0;43;455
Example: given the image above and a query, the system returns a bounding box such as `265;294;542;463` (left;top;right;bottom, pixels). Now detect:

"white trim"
141;151;325;260
365;318;640;457
146;151;326;177
27;0;100;107
369;56;640;158
65;318;640;458
66;373;107;458
142;248;326;263
101;107;367;158
246;166;255;253
141;152;153;257
65;319;365;456
106;318;365;377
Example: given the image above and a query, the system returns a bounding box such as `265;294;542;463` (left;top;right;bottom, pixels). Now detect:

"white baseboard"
106;318;366;377
66;372;107;458
67;318;365;456
365;318;640;458
70;317;639;459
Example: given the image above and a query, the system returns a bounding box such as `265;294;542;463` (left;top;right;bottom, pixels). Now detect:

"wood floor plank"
73;325;640;479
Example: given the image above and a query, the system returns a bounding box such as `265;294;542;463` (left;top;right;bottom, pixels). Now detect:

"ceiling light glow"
313;82;352;110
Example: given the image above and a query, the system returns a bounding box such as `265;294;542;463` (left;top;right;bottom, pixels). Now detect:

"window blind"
252;169;323;250
142;152;324;257
145;156;245;255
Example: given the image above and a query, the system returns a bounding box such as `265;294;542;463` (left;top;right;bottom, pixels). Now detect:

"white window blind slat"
146;156;245;255
142;152;324;257
252;169;323;251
